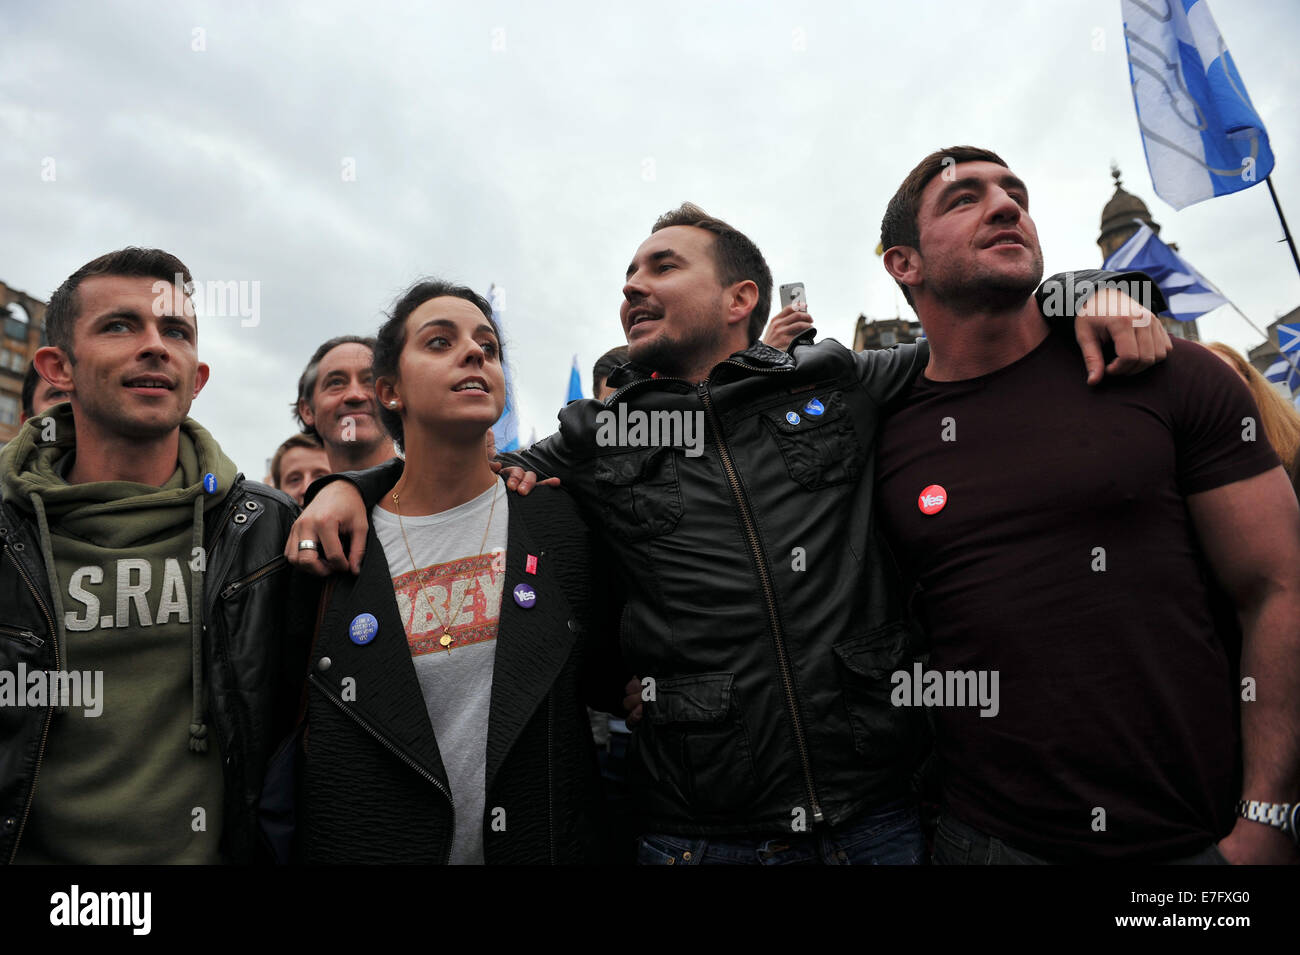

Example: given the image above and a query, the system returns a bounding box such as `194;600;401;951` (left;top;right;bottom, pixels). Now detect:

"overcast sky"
3;0;1297;476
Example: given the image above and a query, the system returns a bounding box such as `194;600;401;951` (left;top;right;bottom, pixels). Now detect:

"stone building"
0;280;48;442
851;314;923;351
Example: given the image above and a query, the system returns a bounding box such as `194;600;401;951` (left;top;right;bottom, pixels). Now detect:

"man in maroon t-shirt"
875;146;1300;864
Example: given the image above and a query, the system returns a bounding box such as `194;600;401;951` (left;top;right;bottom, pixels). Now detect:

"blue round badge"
785;411;801;426
513;583;537;609
803;398;825;417
349;613;379;645
203;473;218;494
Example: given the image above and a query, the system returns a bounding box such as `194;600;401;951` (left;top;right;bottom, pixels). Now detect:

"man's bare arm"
1187;465;1300;863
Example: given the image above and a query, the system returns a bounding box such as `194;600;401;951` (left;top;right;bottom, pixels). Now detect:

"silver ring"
297;540;319;553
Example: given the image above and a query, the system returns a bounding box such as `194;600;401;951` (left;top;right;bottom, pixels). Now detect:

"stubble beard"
627;303;728;378
926;245;1046;313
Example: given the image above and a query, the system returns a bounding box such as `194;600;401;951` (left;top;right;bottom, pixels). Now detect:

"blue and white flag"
1277;322;1300;355
1264;356;1300;407
566;355;584;405
1121;0;1274;210
1103;222;1228;321
488;283;520;453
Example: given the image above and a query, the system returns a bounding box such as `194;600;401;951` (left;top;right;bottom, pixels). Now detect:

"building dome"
1098;164;1161;259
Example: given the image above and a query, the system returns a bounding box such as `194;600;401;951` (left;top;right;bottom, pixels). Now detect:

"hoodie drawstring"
188;495;208;754
29;492;72;716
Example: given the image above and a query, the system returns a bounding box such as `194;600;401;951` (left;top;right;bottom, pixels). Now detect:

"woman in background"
1206;342;1300;484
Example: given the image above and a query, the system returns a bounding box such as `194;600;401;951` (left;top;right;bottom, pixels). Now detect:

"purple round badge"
512;583;537;609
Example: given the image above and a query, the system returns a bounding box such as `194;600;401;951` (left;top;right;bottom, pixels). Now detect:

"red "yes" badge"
918;484;947;515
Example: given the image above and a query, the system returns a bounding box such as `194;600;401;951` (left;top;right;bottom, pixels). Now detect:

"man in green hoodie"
0;248;310;864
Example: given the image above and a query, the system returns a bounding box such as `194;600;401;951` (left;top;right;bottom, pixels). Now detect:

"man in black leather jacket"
0;248;312;864
292;204;1167;864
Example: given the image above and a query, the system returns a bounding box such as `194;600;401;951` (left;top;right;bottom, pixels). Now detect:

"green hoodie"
1;405;239;863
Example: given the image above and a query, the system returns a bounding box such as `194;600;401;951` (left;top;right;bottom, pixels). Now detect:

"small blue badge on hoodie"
785;411;801;426
203;473;217;494
349;613;378;645
803;398;825;416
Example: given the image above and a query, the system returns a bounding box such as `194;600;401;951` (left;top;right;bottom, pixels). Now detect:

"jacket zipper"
219;555;287;599
3;540;59;863
698;376;825;825
308;672;455;864
0;625;44;649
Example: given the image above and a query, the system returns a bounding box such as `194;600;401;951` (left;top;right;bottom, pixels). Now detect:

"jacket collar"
604;340;799;393
484;489;576;794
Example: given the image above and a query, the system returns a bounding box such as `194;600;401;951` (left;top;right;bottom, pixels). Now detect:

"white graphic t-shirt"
372;482;508;865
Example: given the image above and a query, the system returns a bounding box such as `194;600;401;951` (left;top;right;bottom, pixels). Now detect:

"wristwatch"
1235;799;1300;846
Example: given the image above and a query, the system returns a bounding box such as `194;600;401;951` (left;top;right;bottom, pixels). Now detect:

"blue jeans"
636;800;924;865
932;812;1230;865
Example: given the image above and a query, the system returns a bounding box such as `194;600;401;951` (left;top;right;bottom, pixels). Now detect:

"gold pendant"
440;632;454;649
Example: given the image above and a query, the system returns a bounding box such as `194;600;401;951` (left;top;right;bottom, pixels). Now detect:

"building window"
0;394;18;426
880;331;897;346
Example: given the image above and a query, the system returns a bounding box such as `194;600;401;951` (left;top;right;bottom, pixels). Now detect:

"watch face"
1290;804;1300;843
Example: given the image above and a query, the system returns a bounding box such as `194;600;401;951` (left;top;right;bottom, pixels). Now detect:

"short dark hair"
592;345;630;395
372;280;502;453
292;335;377;436
651;203;773;345
44;248;193;358
270;433;326;488
880;146;1009;308
20;362;41;420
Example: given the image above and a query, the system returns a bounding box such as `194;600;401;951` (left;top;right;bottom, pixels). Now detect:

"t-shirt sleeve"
1170;340;1281;495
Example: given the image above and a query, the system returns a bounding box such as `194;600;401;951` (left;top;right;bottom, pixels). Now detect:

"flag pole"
1266;176;1300;279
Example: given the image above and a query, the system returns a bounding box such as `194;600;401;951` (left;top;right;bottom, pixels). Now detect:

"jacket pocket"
833;625;923;765
639;672;757;815
760;391;865;490
593;448;684;541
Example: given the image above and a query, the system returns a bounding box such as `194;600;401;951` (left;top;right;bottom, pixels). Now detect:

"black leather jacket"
0;477;312;864
300;481;625;863
342;270;1156;837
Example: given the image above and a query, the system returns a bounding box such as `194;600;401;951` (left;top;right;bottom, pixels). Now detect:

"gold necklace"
391;481;499;653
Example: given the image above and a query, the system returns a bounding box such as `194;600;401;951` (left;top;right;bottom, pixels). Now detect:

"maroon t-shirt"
876;331;1279;862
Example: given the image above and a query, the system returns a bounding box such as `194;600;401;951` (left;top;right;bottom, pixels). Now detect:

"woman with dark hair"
292;280;625;864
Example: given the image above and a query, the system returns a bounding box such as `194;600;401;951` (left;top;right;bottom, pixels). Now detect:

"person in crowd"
876;146;1300;864
1205;341;1300;482
293;335;395;473
270;434;332;506
289;205;1166;865
19;361;69;423
591;346;630;401
292;280;625;864
0;248;311;864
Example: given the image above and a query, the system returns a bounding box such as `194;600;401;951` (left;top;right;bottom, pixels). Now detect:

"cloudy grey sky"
3;0;1297;476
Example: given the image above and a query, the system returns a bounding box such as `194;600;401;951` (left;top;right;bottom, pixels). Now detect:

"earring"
388;400;398;408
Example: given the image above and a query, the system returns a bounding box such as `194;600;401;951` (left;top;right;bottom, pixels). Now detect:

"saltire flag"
1277;323;1300;355
488;283;520;453
1121;0;1274;210
566;355;584;405
1102;221;1228;322
1264;356;1300;408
